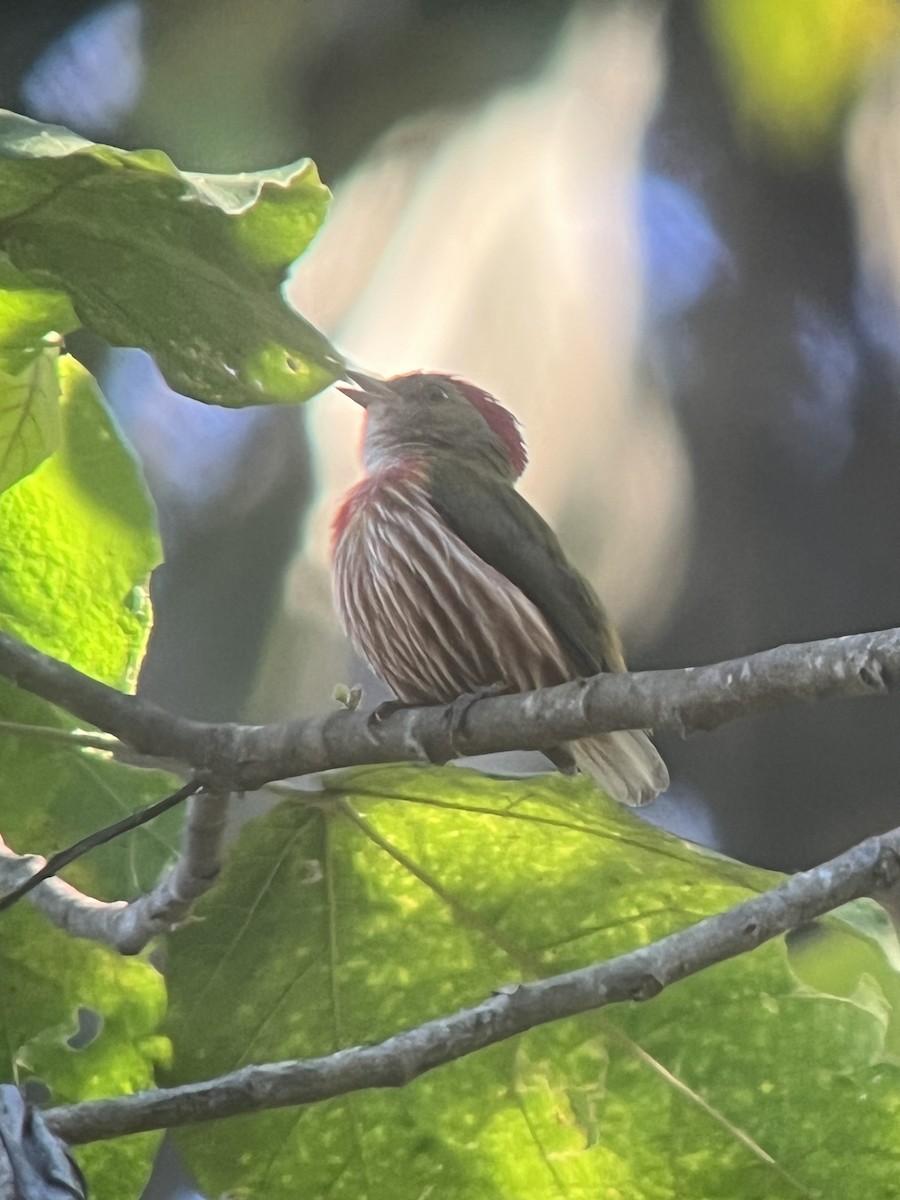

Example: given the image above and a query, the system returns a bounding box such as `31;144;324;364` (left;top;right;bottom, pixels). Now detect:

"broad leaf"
0;354;157;684
0;110;342;406
3;905;168;1200
0;354;175;1194
0;354;183;894
164;766;900;1199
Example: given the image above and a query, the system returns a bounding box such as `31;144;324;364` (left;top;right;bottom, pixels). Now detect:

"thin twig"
0;837;131;945
0;780;203;912
0;628;898;790
43;819;900;1144
0;789;231;952
109;788;231;954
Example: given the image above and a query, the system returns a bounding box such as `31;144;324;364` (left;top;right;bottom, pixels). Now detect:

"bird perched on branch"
331;370;668;806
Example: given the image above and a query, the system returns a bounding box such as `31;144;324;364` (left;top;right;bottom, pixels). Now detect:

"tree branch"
43;820;900;1145
105;788;231;954
0;628;898;789
0;790;230;953
0;836;131;946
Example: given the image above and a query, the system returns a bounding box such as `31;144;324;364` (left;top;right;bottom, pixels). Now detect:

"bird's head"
337;370;528;481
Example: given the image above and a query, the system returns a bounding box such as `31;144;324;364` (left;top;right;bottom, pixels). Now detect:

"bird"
330;369;668;806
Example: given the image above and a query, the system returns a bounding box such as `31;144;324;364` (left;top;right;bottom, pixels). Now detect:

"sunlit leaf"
0;256;80;492
164;765;900;1199
0;738;182;900
0;339;60;493
0;256;78;350
0;354;157;683
0;354;180;896
703;0;900;157
0;352;174;1195
0;109;342;405
2;905;167;1200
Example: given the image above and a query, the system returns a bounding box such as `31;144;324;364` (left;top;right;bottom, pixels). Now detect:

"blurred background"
5;0;900;870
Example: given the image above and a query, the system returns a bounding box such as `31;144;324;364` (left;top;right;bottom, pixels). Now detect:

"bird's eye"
427;383;449;402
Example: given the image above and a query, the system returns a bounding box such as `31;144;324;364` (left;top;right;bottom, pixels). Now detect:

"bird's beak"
336;368;396;409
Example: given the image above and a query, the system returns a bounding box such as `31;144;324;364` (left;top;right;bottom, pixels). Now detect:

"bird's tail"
571;730;668;807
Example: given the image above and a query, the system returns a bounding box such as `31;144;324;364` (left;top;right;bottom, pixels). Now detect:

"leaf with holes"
0;109;342;406
3;905;168;1200
0;328;175;1198
163;765;900;1200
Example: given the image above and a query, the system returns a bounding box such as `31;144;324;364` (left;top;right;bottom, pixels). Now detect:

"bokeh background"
6;0;900;870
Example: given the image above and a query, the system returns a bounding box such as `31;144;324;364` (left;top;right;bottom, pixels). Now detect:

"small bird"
331;370;668;806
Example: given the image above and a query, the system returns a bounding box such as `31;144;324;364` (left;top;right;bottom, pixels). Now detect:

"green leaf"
0;109;342;406
0;353;178;897
0;350;173;1198
0;255;80;493
703;0;900;158
3;904;167;1200
163;766;900;1199
0;256;79;350
0;353;158;683
0;339;60;493
1;739;182;900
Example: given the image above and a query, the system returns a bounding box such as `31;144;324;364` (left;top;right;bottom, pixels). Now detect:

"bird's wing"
428;462;625;677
